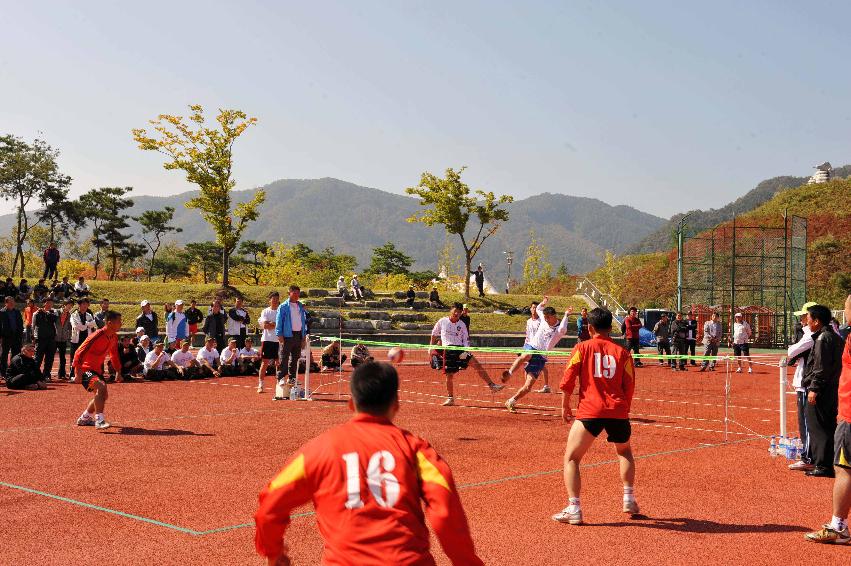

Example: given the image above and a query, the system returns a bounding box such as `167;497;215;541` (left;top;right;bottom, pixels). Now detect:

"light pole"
676;212;693;312
503;250;514;294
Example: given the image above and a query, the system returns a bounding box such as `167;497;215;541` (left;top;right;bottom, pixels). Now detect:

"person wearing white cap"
350;274;364;301
729;312;753;373
336;276;349;300
134;326;145;346
166;299;189;351
135;300;159;341
787;301;818;471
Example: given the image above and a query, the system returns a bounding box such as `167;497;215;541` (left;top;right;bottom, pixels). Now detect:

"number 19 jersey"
560;335;635;420
254;413;484;566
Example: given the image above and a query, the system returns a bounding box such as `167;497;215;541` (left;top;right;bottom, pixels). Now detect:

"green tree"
0;135;71;275
367;242;413;276
522;230;553;294
135;206;183;281
233;239;268;285
556;261;569;278
406;167;512;299
78;187;136;280
36;183;79;245
132;104;265;288
185;241;224;284
152;243;191;282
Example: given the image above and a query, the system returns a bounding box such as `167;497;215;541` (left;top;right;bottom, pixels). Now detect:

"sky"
2;0;850;218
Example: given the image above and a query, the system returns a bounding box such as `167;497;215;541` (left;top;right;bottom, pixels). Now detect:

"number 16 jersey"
560;335;636;420
254;413;484;566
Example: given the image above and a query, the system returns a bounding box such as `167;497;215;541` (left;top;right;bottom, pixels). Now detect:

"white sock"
830;516;847;531
568;497;580;509
95;413;105;422
623;486;635;502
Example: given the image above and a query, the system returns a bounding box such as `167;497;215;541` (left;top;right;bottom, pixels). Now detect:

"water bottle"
795;437;804;461
785;437;794;460
769;436;777;457
778;436;787;460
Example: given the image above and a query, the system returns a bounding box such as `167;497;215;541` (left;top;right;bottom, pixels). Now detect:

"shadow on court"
107;426;215;437
593;516;808;534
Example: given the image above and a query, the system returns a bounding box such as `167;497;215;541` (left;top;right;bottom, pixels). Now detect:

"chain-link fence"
680;215;807;348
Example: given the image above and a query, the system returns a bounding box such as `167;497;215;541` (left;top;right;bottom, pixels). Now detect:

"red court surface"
2;354;848;565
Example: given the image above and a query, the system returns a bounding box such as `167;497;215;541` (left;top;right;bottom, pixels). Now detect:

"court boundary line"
0;435;760;537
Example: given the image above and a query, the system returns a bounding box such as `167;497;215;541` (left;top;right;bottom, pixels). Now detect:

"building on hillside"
807;162;832;184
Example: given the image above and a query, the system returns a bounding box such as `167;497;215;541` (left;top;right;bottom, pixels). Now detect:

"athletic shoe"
788;460;815;471
256;385;263;393
698;366;706;372
805;526;850;545
552;506;583;525
805;467;835;478
623;500;640;515
489;383;505;392
747;367;753;374
501;370;511;383
442;397;455;407
536;385;551;393
735;368;742;373
505;399;517;413
95;420;110;430
76;415;95;426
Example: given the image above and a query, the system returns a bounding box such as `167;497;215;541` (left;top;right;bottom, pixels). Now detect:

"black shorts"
80;370;103;392
580;418;632;443
835;420;851;469
431;350;470;374
733;343;750;356
261;341;279;360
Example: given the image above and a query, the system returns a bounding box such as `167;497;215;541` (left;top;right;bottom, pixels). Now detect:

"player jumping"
254;361;485;565
552;307;638;525
503;297;570;413
73;311;122;430
430;302;504;407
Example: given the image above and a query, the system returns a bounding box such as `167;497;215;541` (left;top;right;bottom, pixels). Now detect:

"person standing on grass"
227;297;249;349
653;314;672;368
54;298;73;380
276;285;308;391
42;242;60;280
185;299;204;338
474;264;485;297
254;361;485;566
135;300;159;342
699;312;723;372
787;303;817;471
806;294;851;545
730;312;754;373
430;302;504;407
69;298;97;381
801;304;844;478
502;299;570;413
73;311;122;430
553;307;638;525
6;343;46;390
32;298;58;381
0;296;24;379
256;291;280;393
622;307;643;367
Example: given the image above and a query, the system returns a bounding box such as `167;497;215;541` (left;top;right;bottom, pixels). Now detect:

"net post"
724;356;730;441
778;356;787;438
304;334;312;401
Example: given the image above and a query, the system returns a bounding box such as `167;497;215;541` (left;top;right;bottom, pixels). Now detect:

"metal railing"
575;277;628;318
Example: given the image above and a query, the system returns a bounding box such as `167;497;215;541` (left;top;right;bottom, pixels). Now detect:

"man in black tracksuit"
0;296;24;378
32;298;59;380
801;304;844;477
474;265;485;297
685;311;699;366
6;343;44;390
670;313;689;371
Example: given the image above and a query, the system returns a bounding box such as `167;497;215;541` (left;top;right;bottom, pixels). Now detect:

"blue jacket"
275;299;308;338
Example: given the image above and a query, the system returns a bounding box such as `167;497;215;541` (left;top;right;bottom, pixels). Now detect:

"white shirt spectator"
431;317;470;347
144;350;171;371
239;347;259;360
226;307;248;336
787;326;814;390
258;307;277;343
74;281;89;294
196;346;220;365
220;346;239;365
171;350;196;368
733;321;752;344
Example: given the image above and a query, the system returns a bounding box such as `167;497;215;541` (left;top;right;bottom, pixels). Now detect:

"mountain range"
0;178;665;283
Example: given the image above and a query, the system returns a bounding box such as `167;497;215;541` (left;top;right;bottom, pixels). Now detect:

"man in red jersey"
806;294;851;545
73;311;122;430
622;306;644;367
553;307;638;525
254;361;484;566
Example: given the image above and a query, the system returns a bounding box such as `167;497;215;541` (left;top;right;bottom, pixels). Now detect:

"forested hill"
627;165;851;254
